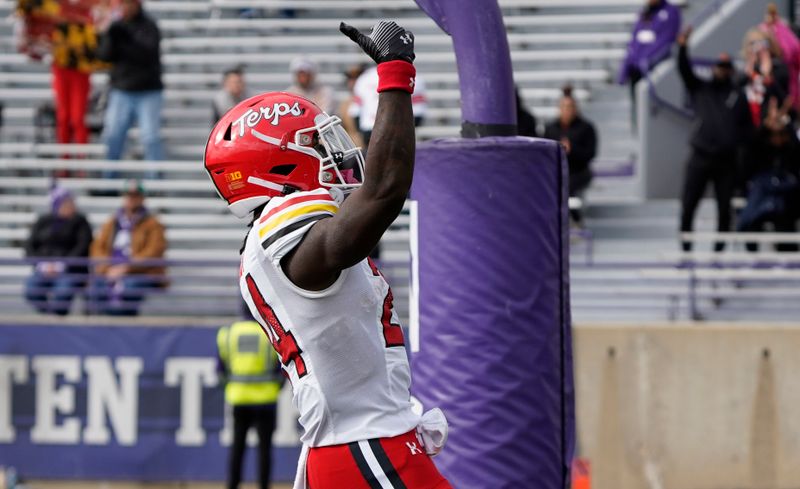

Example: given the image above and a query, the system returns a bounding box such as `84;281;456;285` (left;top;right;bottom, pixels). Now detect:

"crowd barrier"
0;256;411;318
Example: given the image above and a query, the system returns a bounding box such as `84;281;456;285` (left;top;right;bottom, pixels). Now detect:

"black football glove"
339;20;415;64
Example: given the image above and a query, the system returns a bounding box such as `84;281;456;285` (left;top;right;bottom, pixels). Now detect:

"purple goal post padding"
410;137;574;489
413;0;517;135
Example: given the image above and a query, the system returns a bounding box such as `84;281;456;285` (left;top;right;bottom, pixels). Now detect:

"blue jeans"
102;89;165;166
87;275;160;316
25;271;85;315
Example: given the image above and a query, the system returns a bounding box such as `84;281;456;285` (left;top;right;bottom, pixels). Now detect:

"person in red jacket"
17;0;105;147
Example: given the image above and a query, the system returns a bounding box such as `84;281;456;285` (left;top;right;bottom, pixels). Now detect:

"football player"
204;21;451;489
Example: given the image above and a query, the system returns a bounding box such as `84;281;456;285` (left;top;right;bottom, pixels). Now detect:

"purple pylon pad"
410;136;574;489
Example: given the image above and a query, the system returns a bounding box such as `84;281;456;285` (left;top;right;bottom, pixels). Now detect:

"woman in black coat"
543;86;598;223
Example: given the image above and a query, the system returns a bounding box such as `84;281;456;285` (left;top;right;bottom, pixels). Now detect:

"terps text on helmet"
232;102;303;137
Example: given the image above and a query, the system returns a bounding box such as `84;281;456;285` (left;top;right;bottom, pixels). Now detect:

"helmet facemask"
249;114;365;199
295;114;365;191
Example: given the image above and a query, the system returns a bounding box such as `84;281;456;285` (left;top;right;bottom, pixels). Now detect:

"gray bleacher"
0;0;638;145
2;0;798;322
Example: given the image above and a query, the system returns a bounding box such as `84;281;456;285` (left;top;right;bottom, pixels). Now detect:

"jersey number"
368;258;405;348
246;274;308;378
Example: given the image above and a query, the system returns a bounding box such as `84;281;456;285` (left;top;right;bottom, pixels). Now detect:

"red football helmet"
204;91;365;218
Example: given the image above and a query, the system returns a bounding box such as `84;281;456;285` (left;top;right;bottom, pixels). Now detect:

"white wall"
575;322;800;489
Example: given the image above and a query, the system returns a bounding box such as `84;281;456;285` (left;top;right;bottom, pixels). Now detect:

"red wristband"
377;60;417;94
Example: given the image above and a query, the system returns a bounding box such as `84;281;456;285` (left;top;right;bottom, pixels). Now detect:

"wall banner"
0;324;300;481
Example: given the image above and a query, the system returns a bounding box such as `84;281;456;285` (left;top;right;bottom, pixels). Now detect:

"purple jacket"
618;1;681;84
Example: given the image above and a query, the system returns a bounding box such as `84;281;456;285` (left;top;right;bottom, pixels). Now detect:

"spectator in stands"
618;0;681;124
676;27;753;252
286;56;335;115
738;96;800;252
337;63;368;148
742;28;792;128
213;65;249;123
618;0;681;86
349;66;427;148
543;85;597;225
516;87;538;137
759;3;800;111
88;179;166;315
16;0;105;148
24;185;92;315
96;0;164;163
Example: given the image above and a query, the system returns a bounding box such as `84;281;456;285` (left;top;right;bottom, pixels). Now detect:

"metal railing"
4;232;800;322
572;232;800;321
0;256;411;317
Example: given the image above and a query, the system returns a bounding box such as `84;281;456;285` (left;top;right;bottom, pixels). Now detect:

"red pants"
307;430;452;489
51;65;90;144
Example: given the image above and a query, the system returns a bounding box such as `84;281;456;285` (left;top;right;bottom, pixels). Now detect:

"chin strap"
327;187;345;205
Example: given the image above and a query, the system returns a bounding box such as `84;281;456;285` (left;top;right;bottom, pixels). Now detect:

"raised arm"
677;27;701;92
283;21;416;291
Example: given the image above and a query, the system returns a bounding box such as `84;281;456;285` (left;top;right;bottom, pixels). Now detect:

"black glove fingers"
340;20;415;64
340;21;381;63
341;22;373;51
339;22;361;42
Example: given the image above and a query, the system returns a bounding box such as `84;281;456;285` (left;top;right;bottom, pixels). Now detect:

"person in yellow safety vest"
217;308;283;489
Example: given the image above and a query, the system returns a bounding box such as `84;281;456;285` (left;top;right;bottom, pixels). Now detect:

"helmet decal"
232;101;303;137
225;170;245;191
204;92;365;218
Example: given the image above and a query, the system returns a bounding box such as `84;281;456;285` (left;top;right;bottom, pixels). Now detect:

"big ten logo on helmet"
232;102;303;137
225;170;244;191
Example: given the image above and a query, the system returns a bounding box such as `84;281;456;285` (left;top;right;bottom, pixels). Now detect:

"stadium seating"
2;0;798;323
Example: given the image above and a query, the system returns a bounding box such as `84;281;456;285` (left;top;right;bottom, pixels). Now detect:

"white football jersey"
239;188;419;447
